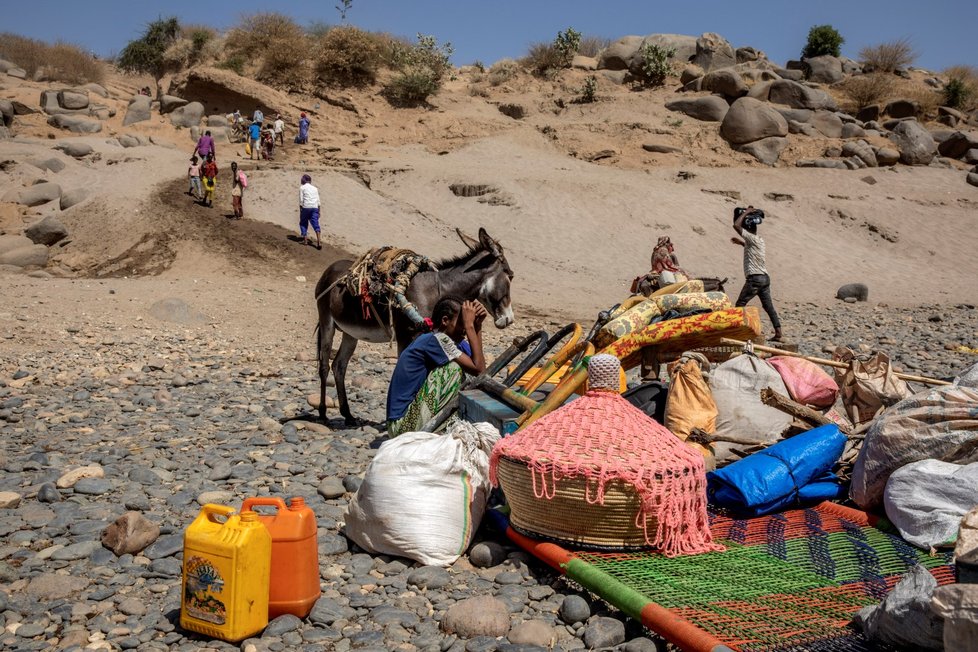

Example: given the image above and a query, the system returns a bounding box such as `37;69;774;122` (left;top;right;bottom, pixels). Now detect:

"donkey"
314;227;515;425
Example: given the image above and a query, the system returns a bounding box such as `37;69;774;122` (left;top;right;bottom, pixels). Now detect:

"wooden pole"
760;387;851;435
719;338;951;386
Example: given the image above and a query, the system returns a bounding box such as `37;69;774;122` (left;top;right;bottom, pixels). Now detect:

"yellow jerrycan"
180;504;272;642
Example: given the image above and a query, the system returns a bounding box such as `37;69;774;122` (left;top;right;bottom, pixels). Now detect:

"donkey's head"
455;227;515;329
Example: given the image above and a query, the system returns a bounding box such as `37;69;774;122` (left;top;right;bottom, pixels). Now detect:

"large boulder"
169;101;205;128
47;114;102;134
888;120;937;165
160;94;188;114
81;83;109;98
597;36;644;70
571;55;597;70
0;99;12;127
804;55;843;84
11;100;37;115
774;107;813;123
874;146;901;166
25;215;69;246
60;188;88;210
884;98;920;119
680;64;704;85
123;95;152;126
0;235;33;255
700;69;747;99
40;90;64;115
57;90;89;110
937;131;978;160
55;142;93;158
29;157;66;172
665;95;729;122
0;244;49;267
720;97;789;145
736;136;788;165
736;47;760;63
691;32;735;72
810;111;844;138
2;182;62;207
842;140;878;167
168;66;292;117
767;79;838;110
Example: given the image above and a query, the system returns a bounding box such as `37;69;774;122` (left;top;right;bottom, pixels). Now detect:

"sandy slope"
242;130;978;321
2;65;977;331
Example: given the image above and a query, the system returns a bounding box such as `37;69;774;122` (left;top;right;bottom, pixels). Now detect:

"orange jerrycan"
242;496;321;618
180;505;271;642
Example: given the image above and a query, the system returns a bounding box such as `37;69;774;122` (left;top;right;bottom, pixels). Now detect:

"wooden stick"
760;387;851;435
719;338;951;386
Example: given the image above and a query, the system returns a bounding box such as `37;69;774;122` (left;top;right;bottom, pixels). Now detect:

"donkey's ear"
478;227;503;257
456;228;480;250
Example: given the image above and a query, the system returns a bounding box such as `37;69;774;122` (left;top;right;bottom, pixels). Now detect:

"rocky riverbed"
1;274;976;651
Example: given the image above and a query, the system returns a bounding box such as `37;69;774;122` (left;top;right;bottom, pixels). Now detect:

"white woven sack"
709;354;793;463
343;421;500;566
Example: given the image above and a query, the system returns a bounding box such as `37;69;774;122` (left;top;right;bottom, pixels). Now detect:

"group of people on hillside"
185;112;321;243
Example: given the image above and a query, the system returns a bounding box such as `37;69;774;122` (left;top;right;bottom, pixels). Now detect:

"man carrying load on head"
386;297;487;436
731;206;784;342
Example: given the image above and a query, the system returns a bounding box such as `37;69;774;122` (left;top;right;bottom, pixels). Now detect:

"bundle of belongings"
850;360;978;551
629;236;727;297
337;246;437;333
343;420;500;566
490;355;723;556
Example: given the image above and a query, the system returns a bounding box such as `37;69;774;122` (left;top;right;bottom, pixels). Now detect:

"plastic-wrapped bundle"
707;424;847;517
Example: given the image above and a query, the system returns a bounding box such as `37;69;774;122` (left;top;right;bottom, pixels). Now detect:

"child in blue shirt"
386;297;487;436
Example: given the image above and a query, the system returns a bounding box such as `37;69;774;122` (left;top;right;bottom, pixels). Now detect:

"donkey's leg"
331;332;360;426
317;316;336;423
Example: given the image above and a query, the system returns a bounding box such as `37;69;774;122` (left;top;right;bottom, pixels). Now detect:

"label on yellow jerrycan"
181;505;271;642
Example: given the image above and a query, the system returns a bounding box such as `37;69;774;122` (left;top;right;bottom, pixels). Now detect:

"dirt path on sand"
81;177;349;282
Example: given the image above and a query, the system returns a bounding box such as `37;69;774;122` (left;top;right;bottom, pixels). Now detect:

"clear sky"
4;0;976;72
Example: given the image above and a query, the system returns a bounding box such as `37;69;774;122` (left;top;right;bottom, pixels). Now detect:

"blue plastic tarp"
707;424;848;517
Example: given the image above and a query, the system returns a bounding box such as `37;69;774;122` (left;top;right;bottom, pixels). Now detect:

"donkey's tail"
314;324;321;362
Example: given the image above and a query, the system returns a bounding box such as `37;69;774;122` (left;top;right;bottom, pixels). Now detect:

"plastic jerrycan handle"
241;497;288;514
201;504;236;522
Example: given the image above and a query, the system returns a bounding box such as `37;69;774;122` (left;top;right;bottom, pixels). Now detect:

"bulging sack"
833;348;912;424
709;354;793;462
850;376;978;510
343;421;500;566
664;353;717;461
883;460;978;550
768;355;839;408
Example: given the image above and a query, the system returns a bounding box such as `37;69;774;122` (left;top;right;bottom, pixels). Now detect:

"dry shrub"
0;33;103;83
840;73;896;110
226;13;306;61
315;25;381;87
859;38;916;73
468;81;489;97
44;42;104;84
944;65;978;111
164;32;224;70
259;39;312;92
487;58;519;86
578;36;612;58
0;32;45;76
522;42;563;78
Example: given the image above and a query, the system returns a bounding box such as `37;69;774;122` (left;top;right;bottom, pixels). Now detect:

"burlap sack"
833;347;912;425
